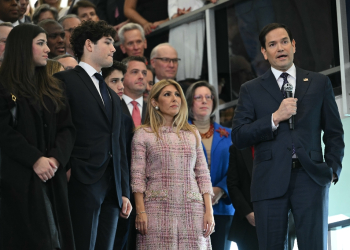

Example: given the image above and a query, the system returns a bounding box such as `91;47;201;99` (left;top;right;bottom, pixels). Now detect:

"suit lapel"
294;67;311;104
75;66;109;121
260;69;284;104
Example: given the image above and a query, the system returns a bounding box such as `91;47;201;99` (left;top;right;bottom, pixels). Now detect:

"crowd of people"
0;0;345;250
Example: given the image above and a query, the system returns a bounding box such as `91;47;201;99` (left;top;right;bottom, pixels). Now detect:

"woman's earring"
155;106;159;110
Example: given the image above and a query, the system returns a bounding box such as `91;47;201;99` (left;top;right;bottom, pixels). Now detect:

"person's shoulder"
296;67;328;80
54;67;80;79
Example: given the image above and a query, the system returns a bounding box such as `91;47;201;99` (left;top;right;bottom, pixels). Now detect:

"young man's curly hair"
70;20;116;61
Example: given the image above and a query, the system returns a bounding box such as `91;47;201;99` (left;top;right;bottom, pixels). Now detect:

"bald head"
150;43;179;80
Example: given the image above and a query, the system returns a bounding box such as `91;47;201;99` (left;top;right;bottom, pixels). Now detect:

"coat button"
44;124;48;128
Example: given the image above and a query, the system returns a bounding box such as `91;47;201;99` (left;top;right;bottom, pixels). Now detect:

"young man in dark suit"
231;23;344;250
54;20;132;250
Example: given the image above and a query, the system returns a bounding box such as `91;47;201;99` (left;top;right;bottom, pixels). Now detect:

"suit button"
109;151;113;158
44;124;48;128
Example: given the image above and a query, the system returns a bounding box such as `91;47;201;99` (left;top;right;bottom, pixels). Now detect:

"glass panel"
222;0;340;103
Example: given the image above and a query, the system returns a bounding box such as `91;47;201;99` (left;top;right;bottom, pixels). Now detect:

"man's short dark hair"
259;23;293;50
32;4;58;24
71;0;97;16
70;20;116;60
121;56;146;69
102;61;126;79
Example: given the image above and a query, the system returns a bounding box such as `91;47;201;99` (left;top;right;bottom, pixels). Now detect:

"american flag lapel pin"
303;78;308;81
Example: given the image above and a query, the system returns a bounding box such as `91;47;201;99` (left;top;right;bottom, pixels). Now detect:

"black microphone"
284;83;294;130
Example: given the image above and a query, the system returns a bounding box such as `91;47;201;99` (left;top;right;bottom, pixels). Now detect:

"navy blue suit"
231;67;344;250
54;65;129;250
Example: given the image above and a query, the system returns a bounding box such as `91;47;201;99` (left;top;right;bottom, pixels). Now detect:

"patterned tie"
94;73;112;123
131;101;141;127
280;72;289;98
280;72;296;155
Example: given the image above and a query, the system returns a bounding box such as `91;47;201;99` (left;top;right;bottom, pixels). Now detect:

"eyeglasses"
154;57;181;64
47;32;65;39
193;94;214;102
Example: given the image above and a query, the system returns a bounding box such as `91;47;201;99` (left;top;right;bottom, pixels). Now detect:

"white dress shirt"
271;64;296;130
122;95;143;117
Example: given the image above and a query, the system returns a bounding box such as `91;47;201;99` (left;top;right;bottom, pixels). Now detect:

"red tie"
131;101;141;127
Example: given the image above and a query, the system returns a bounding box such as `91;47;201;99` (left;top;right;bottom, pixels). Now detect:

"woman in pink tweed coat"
131;79;215;249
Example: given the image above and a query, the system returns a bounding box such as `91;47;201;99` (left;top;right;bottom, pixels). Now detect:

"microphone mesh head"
284;83;293;92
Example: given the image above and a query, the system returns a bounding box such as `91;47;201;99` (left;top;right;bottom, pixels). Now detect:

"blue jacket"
190;121;235;216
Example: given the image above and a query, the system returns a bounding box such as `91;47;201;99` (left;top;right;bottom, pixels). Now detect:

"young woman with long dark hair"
0;24;76;250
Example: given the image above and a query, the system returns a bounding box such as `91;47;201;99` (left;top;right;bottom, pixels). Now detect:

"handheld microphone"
284;83;294;130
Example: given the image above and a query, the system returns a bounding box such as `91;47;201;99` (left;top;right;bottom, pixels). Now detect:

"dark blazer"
227;145;256;243
0;83;76;249
54;65;129;207
121;98;147;127
93;0;126;25
231;67;344;202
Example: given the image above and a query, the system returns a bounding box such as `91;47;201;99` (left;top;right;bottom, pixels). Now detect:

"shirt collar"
79;61;100;77
122;94;143;106
271;64;296;81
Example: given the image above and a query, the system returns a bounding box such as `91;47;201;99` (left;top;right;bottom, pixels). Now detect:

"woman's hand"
203;211;215;238
33;157;58;182
172;7;191;19
135;212;148;235
142;22;155;35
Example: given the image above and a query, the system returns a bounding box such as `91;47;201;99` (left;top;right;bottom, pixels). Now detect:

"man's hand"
273;98;298;126
212;187;224;205
246;212;255;226
120;196;132;219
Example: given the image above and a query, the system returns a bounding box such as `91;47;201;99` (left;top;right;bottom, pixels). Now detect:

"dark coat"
54;65;130;204
0;83;76;249
227;145;256;244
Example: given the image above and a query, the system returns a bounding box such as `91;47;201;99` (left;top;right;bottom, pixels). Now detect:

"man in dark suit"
112;56;147;250
121;56;148;127
54;20;132;250
231;23;344;250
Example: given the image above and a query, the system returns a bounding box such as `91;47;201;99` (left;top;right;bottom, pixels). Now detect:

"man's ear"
85;39;93;53
292;39;296;54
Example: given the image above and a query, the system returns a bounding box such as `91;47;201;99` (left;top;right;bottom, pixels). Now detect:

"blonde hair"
137;79;199;145
46;59;63;76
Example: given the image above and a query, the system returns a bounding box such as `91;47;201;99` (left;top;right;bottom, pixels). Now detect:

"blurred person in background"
18;0;32;23
58;14;81;56
38;19;66;58
0;23;13;67
53;54;78;70
32;4;58;24
38;0;69;18
143;64;154;103
71;0;100;22
0;0;20;26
